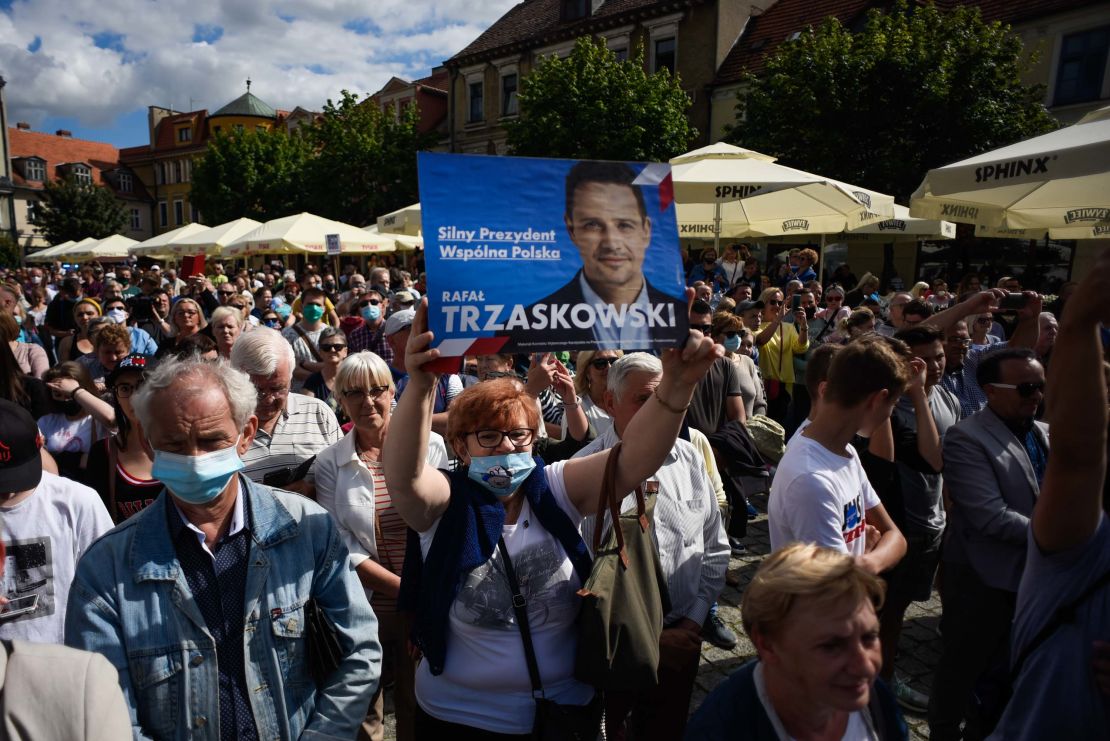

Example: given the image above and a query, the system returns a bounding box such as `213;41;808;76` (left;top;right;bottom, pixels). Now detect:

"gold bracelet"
652;387;689;414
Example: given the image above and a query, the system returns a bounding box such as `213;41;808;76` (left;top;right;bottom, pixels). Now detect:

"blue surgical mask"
360;304;381;323
152;437;244;505
467;453;536;498
723;335;742;353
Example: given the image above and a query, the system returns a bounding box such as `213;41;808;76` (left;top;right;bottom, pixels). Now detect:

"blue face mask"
302;304;325;323
467;452;536;498
360;304;381;323
152;437;244;505
723;335;742;353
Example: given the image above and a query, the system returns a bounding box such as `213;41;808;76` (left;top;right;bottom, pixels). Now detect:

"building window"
174;160;184;184
118;172;133;193
501;73;519;116
174;199;185;225
130;208;141;231
233;124;245;134
213;125;222;135
183;159;191;183
191;203;199;223
653;36;676;74
1055;26;1110;106
24;159;45;182
561;0;589;21
468;81;484;123
612;47;629;62
177;127;192;143
26;201;38;224
71;164;92;185
159;201;168;227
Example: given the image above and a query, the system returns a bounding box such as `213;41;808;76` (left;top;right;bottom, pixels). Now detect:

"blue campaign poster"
418;152;688;355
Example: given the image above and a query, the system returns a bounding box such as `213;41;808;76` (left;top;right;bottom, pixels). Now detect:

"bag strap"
497;536;545;698
1009;562;1110;683
107;436;119;523
590;442;648;566
292;323;324;362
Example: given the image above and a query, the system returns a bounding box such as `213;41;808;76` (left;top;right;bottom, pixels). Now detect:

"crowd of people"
0;238;1105;741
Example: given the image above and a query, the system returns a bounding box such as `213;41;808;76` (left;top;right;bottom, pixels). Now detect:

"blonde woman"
686;544;905;740
154;297;207;359
569;349;622;437
210;306;244;359
755;287;808;422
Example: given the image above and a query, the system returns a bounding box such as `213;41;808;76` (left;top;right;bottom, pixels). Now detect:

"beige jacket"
0;639;130;740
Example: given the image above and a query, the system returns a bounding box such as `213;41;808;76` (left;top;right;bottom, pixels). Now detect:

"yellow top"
757;320;809;388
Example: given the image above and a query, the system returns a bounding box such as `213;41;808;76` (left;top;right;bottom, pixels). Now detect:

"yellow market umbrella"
364;225;412;252
129;223;212;259
846;204;956;240
224;212;394;257
47;237;100;262
67;234;139;262
168;217;264;257
910;105;1110;238
671;143;895;245
376;203;422;236
25;240;75;263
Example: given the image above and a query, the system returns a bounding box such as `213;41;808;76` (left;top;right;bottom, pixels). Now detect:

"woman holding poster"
384;300;720;738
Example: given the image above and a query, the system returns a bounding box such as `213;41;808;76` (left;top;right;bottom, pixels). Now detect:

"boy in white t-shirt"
770;336;909;574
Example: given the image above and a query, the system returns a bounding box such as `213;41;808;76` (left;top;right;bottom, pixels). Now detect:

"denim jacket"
64;476;382;741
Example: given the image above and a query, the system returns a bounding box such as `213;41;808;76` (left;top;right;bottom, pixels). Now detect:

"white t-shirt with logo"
413;461;593;734
769;433;880;558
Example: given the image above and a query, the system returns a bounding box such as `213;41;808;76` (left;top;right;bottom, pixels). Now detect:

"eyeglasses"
320;343;347;352
590;357;618;370
218;290;236;297
723;331;739;339
343;385;390;401
987;381;1045;397
826;295;843;302
255;386;290;400
766;299;783;306
948;338;972;348
471;428;534;449
112;381;143;398
690;323;713;333
357;299;381;308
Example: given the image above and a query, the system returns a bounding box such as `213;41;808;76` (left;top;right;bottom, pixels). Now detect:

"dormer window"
118;172;133;193
24;159;45;182
177;127;192;143
71;164;92;185
561;0;589;22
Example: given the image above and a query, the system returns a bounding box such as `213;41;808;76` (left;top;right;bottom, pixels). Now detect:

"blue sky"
0;0;517;147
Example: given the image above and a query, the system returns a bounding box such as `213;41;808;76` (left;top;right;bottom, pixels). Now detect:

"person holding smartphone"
754;287;809;423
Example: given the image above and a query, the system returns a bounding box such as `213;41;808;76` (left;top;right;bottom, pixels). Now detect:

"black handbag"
497;537;602;741
304;597;343;686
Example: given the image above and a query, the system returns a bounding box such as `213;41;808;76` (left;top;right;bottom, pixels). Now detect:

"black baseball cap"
0;400;43;494
107;353;151;387
734;299;765;314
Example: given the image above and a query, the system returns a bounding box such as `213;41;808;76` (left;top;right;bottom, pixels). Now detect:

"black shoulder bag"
497;537;602;741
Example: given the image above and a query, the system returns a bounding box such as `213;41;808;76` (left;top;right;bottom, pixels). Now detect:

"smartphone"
0;594;39;620
791;294;802;310
998;293;1028;311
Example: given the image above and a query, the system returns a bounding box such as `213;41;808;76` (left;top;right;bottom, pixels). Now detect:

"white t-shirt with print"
769;433;879;558
413;461;593;734
37;414;98;455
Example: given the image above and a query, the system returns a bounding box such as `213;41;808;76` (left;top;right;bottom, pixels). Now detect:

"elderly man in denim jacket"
64;356;381;741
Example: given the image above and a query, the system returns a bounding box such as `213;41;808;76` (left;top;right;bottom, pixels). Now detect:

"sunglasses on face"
723;331;739;339
590;357;617;370
766;299;783;306
988;381;1045;397
691;323;714;333
357;299;381;308
826;295;843;302
320;343;347;352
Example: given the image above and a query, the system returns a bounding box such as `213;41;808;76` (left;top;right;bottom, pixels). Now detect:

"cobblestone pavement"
380;492;944;740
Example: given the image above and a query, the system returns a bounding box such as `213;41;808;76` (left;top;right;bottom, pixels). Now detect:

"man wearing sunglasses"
347;290;393;365
929;346;1048;740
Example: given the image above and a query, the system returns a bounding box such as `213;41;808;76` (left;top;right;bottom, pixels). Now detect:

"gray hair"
334;351;394;397
319;326;345;345
209;305;245;329
607;352;662;403
230;327;295;379
132;356;258;432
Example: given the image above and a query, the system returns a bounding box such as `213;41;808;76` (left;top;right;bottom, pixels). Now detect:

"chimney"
55;129;72;137
16;122;30;130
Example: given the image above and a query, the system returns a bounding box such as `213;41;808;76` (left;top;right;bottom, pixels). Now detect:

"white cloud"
0;0;517;128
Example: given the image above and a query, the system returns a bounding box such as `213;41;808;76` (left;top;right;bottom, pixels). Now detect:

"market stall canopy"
45;236;102;262
165;217;264;257
846;204;956;240
671;143;895;240
376;203;421;236
224;212;395;257
66;234;139;262
910;105;1110;239
25;240;75;263
365;224;421;252
129;223;212;258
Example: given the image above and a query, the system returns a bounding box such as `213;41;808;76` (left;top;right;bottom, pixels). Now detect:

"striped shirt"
572;426;729;626
365;459;407;613
241;393;341;485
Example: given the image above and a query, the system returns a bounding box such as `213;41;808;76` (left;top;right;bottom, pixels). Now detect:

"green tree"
304;91;436;225
30;175;127;244
727;1;1057;201
190;126;312;224
505;37;696;161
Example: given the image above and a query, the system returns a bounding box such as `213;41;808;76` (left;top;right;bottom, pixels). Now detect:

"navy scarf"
398;455;592;675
